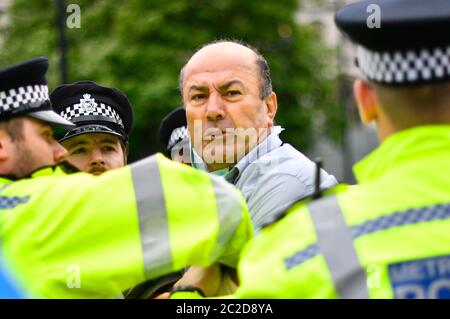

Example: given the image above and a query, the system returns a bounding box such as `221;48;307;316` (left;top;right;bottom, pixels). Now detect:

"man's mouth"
89;167;107;175
203;129;234;139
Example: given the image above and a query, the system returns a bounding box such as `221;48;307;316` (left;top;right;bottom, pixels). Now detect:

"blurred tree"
0;0;342;161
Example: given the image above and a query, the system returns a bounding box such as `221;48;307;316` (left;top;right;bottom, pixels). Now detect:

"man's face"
61;133;125;175
2;117;69;178
183;42;277;171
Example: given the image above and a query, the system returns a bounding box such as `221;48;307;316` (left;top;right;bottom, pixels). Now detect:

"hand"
172;264;222;297
152;292;171;299
216;267;239;296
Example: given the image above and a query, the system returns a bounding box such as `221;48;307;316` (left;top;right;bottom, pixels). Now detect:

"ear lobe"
264;92;278;125
353;79;378;124
0;134;10;161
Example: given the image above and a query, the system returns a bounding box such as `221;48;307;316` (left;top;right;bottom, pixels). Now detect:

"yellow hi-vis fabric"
0;153;253;298
232;125;450;299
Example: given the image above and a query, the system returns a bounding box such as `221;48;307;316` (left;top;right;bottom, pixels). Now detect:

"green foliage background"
0;0;342;161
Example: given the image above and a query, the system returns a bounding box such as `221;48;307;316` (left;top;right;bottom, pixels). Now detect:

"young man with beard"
50;81;133;175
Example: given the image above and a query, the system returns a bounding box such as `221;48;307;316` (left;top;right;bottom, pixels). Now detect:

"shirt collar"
225;126;284;183
191;147;209;171
353;125;450;183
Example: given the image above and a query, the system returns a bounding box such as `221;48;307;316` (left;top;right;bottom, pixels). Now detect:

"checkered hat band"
0;85;49;112
60;103;124;127
168;126;189;149
357;45;450;84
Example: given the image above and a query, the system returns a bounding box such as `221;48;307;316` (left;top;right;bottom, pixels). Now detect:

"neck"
207;162;232;172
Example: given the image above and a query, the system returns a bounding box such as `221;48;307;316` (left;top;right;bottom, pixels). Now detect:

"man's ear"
264;92;278;126
0;132;10;161
353;79;379;124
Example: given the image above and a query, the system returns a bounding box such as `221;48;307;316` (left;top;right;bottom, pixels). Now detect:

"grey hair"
179;39;273;100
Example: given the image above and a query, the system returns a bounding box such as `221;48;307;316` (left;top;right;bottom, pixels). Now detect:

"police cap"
158;107;189;151
335;0;450;85
50;81;133;143
0;57;74;127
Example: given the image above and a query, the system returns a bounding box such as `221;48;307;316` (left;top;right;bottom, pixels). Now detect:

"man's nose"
54;141;69;163
89;149;105;166
205;93;226;121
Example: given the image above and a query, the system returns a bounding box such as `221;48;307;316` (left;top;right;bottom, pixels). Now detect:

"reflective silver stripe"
209;175;243;260
308;195;369;299
351;203;450;239
130;156;172;279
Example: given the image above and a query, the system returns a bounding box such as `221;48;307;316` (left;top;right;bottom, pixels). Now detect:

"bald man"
180;40;337;231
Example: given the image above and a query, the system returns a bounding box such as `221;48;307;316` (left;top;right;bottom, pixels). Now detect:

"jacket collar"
0;161;79;182
353;125;450;183
225;126;284;184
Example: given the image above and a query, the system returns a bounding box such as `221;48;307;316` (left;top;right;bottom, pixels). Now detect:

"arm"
247;174;309;232
3;153;253;298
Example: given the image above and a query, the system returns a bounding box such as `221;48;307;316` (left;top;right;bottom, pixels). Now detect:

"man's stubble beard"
12;141;43;178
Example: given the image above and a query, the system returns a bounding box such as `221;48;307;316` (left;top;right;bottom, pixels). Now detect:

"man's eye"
226;90;241;97
102;146;116;152
42;131;53;140
191;94;206;101
71;148;86;155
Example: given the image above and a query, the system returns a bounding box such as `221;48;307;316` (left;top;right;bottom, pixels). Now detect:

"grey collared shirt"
192;127;338;232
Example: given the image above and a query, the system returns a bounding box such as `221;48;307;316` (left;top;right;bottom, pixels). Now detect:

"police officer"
158;107;190;165
172;0;450;299
122;108;198;299
0;57;252;298
51;81;133;174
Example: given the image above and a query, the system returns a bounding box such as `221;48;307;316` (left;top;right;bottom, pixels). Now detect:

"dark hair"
179;39;273;100
119;139;128;164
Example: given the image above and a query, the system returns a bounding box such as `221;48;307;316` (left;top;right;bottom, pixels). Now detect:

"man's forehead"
184;43;259;84
186;76;248;91
63;133;120;147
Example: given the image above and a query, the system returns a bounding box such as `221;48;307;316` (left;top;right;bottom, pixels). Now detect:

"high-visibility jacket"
232;125;450;299
0;251;25;298
0;153;253;298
